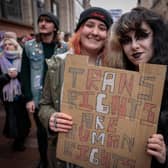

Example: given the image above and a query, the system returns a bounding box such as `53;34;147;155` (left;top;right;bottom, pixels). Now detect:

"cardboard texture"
56;55;166;168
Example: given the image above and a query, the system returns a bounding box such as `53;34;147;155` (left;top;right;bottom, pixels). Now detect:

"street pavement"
0;103;39;168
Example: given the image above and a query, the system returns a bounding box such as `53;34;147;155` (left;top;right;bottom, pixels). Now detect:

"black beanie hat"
38;12;59;30
75;7;113;32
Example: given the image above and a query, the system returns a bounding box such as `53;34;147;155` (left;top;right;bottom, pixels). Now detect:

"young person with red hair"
39;7;113;168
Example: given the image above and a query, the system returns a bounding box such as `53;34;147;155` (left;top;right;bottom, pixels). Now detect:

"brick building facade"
0;0;91;38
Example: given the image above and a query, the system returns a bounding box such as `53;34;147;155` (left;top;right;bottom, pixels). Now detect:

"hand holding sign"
56;55;166;168
49;112;73;132
147;134;166;164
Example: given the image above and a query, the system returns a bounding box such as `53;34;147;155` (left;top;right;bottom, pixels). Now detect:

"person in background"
39;7;113;168
0;31;5;53
0;37;30;151
59;31;65;43
21;12;67;168
0;31;5;42
0;31;17;53
64;32;72;43
18;34;34;48
104;7;168;168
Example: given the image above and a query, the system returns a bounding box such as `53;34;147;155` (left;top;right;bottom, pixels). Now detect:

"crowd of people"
0;5;168;168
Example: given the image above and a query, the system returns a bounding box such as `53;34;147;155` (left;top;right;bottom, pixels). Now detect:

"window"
37;0;45;15
1;0;22;21
51;0;59;16
152;0;159;7
78;0;84;4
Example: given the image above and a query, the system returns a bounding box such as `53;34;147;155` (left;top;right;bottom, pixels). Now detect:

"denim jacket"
24;39;67;107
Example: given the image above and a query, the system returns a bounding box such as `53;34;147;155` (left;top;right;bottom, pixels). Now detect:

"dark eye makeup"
135;31;151;40
119;30;151;45
119;36;132;45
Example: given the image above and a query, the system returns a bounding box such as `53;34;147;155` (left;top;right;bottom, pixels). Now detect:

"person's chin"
131;60;140;66
39;31;51;35
135;60;146;66
88;43;101;49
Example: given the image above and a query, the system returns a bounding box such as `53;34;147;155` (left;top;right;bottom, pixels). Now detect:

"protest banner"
56;55;166;168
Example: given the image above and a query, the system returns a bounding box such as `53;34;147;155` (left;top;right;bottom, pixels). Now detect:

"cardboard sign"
56;55;166;168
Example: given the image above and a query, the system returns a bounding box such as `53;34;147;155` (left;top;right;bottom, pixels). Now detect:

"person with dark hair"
38;7;113;168
64;32;72;43
21;12;67;168
105;7;168;168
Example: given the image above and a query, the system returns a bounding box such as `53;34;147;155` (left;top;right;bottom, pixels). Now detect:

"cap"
38;12;59;30
75;7;113;32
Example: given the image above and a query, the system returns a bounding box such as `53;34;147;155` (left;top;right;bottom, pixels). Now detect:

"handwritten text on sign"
56;55;166;168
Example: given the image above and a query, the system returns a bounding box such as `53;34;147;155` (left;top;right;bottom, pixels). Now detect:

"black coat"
0;68;30;138
151;68;168;168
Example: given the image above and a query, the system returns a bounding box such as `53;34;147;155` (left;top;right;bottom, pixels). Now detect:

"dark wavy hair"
116;7;168;70
116;8;168;152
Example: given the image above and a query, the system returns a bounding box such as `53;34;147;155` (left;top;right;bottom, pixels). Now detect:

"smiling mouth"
88;36;100;41
88;39;99;43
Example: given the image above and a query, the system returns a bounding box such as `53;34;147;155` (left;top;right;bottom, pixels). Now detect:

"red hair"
68;27;106;65
68;28;82;54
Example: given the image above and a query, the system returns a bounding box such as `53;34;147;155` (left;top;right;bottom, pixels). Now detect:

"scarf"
0;50;22;102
